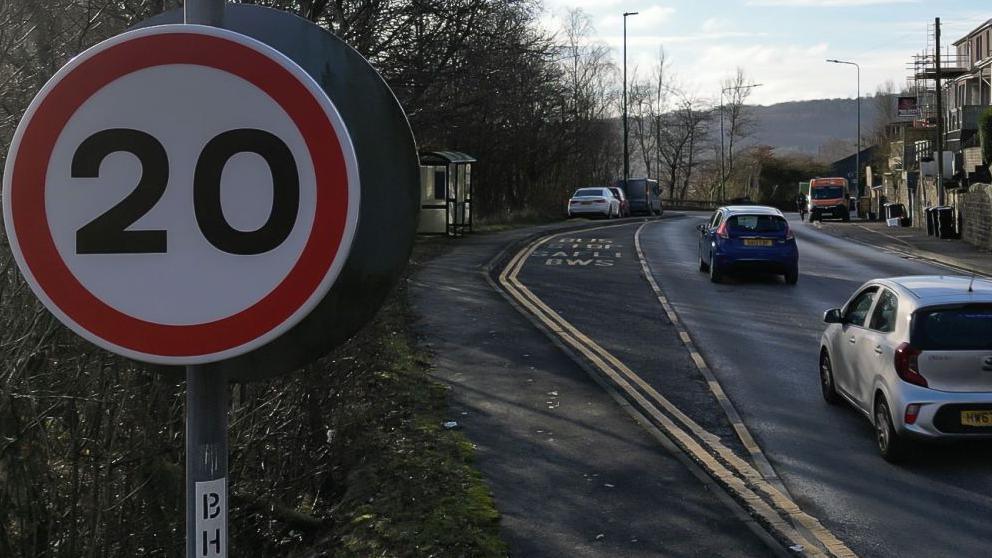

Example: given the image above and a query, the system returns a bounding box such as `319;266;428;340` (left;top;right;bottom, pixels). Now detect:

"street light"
826;58;861;202
719;82;762;202
623;11;638;186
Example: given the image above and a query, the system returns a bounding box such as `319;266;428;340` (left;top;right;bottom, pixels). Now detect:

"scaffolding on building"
905;21;969;129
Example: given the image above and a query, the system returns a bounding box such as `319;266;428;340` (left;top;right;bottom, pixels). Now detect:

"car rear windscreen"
727;214;787;233
913;305;992;350
811;186;844;199
573;188;604;197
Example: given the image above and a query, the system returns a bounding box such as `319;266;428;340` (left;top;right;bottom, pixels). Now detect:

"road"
410;224;772;557
511;212;992;558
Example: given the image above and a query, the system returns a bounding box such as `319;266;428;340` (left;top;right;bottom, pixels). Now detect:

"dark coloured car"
608;186;630;217
615;178;662;216
696;205;799;284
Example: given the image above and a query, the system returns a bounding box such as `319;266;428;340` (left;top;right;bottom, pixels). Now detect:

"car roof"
720;205;784;217
875;275;992;306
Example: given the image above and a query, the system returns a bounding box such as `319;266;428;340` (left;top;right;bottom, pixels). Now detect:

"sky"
538;0;989;106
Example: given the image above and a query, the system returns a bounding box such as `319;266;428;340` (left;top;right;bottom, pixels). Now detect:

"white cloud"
681;42;912;105
600;5;676;33
701;18;728;34
746;0;918;5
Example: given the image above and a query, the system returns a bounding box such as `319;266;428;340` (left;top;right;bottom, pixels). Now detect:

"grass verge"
302;244;506;557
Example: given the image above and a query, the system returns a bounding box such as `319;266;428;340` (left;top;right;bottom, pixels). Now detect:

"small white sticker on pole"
195;477;227;558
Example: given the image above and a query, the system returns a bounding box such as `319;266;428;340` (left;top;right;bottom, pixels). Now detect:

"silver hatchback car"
820;276;992;461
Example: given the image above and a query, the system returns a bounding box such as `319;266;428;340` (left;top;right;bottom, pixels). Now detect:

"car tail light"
593;198;606;203
570;200;579;204
715;222;729;239
785;226;795;240
894;342;927;387
904;403;921;425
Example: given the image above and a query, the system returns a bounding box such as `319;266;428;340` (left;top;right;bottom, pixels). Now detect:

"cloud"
746;0;918;5
600;5;676;33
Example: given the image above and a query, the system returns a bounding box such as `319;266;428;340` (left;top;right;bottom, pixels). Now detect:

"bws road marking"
534;236;622;267
495;223;856;558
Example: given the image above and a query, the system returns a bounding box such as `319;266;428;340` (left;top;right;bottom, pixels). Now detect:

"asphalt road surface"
410;226;771;557
636;212;992;558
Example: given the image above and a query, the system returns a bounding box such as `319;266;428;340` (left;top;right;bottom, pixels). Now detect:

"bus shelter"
418;151;476;236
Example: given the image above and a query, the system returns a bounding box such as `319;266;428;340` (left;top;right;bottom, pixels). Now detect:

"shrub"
979;106;992;165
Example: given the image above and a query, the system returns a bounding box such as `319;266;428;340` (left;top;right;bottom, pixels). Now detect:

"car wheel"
874;396;909;462
699;254;709;272
785;266;799;285
709;254;722;283
819;350;840;405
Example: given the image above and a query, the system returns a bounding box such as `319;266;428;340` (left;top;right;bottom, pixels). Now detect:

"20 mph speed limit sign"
2;25;361;365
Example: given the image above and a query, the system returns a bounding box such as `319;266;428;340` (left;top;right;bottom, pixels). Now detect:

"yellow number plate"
743;238;773;247
961;410;992;427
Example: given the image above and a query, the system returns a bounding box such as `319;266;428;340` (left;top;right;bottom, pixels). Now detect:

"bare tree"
658;91;711;201
720;67;757;197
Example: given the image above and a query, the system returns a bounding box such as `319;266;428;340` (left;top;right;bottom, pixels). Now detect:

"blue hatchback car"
696;205;799;284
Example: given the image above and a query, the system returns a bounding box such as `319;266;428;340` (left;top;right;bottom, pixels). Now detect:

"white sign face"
2;25;360;364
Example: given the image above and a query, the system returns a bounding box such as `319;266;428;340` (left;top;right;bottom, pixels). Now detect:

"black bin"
934;206;957;239
925;207;936;236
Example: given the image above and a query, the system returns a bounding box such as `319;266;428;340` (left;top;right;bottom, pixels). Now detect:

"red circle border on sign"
9;30;350;359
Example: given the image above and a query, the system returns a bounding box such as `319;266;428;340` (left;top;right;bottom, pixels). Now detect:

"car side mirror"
823;308;843;324
696;223;707;232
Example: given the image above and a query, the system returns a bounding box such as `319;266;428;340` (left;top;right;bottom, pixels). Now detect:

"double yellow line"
495;223;856;558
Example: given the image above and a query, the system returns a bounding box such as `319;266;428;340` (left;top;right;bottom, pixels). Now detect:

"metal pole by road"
183;5;228;558
186;365;229;558
719;91;725;202
186;0;225;26
826;59;861;207
935;17;945;207
622;11;638;186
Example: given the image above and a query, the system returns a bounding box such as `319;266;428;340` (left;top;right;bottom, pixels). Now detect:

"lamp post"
719;82;762;202
826;59;861;203
623;11;638;186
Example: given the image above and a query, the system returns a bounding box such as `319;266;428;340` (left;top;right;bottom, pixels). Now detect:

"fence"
662;198;721;211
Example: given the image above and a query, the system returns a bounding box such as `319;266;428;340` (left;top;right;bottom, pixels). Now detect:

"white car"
567;187;620;219
820;276;992;461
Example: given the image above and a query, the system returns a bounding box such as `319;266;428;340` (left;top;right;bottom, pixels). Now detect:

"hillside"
745;97;887;157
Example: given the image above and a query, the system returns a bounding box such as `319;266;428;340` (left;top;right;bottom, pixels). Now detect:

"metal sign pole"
186;365;229;558
183;5;228;558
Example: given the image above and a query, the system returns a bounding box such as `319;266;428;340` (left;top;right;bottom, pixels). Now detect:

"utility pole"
623;11;638;185
826;59;861;204
720;91;725;202
935;16;945;206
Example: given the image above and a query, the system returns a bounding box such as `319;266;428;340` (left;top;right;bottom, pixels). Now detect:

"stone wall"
960;183;992;251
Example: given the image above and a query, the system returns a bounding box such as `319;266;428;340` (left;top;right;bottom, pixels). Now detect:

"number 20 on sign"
2;25;360;365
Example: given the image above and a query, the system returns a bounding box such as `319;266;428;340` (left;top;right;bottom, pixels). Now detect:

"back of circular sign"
138;5;420;381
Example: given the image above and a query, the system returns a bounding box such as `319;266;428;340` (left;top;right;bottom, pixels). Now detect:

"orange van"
808;177;850;222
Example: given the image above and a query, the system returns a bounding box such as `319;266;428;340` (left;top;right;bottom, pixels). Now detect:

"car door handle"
848;336;857;344
874;345;883;355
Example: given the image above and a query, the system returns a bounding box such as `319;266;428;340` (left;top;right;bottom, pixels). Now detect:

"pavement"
814;217;992;276
407;219;772;558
